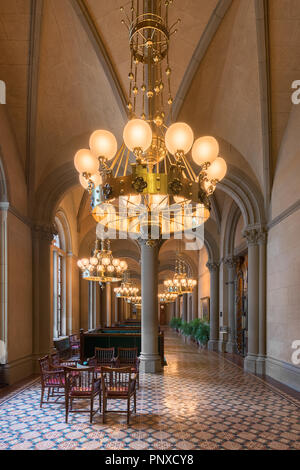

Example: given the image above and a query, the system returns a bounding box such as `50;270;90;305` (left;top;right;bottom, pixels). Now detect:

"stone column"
0;202;9;362
114;293;119;325
207;262;220;351
225;256;237;354
32;224;55;367
257;230;267;374
66;252;73;335
175;297;180;318
192;284;198;320
100;284;106;327
106;282;112;327
244;228;260;373
182;293;188;322
139;240;161;373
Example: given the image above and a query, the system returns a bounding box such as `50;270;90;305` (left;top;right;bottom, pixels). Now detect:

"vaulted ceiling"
1;0;299;253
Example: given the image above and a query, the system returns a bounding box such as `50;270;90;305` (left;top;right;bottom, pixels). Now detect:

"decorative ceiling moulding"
172;0;233;121
26;0;44;211
268;199;300;231
71;0;128;121
254;0;272;211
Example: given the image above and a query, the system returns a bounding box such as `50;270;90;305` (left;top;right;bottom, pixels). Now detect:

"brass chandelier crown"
74;0;228;239
164;258;196;295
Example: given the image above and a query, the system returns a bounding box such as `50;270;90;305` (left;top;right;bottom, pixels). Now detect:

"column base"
139;353;162;374
225;341;236;354
218;340;226;353
208;340;219;352
256;356;266;375
244;354;259;374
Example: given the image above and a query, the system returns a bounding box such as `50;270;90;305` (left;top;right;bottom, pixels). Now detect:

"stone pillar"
175;297;180;318
182;294;188;322
192;284;198;320
244;228;260;373
100;284;106;327
0;202;9;362
106;282;112;327
66;252;73;335
257;230;267;374
225;256;237;354
114;294;119;324
32;224;54;366
207;262;220;351
139;240;161;373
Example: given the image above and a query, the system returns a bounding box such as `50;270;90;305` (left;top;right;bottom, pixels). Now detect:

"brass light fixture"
164;259;196;295
74;1;227;239
114;272;140;298
77;239;128;283
158;292;178;304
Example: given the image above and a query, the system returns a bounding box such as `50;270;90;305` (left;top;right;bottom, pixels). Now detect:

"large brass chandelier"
74;1;227;239
164;258;196;295
158;292;178;303
77;239;128;283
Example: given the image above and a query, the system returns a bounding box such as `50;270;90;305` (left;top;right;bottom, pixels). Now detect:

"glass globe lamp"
165;122;194;155
123;119;152;153
206;157;227;182
74;149;99;175
89;130;118;160
192;136;219;167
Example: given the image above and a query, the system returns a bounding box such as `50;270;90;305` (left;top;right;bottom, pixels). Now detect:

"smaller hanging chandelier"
127;295;142;307
164;259;197;295
158;292;178;304
77;239;127;283
114;273;140;299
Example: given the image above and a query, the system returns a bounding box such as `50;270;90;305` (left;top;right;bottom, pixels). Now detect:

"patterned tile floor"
0;330;299;450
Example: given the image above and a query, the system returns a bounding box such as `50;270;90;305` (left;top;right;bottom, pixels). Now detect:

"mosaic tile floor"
0;330;299;450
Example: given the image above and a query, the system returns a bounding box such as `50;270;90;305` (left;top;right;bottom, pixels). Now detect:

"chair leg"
102;397;106;424
127;397;131;425
90;396;94;424
47;388;51;402
99;390;102;413
40;387;44;408
134;392;137;413
65;395;69;423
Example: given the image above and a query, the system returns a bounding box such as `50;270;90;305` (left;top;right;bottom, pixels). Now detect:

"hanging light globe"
123;119;152;153
206;157;227;182
79;173;103;190
89;130;118;160
192;136;219;167
165;122;194;155
74;149;99;175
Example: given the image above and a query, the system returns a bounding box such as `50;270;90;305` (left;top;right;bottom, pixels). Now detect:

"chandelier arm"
109;143;125;172
182;154;197;182
115;145;126;177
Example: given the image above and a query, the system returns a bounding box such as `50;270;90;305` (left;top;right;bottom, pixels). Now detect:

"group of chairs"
39;347;139;425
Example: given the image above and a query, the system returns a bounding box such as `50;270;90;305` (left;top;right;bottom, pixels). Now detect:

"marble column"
225;256;237;354
32;224;54;367
106;282;112;327
257;230;267;374
0;202;9;362
207;262;220;351
114;292;120;325
192;284;198;320
244;228;260;373
181;293;188;322
66;252;73;335
175;297;180;318
100;284;106;327
139;240;161;373
187;294;192;322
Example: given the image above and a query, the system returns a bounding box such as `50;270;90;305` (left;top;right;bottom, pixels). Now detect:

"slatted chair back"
39;355;50;374
64;366;96;394
95;347;115;365
117;347;138;365
101;366;132;396
50;352;60;368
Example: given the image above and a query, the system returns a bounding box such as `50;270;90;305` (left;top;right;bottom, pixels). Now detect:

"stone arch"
55;209;73;254
222;201;243;258
0;155;8;203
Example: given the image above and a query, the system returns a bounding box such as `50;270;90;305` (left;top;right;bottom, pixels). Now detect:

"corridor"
0;330;299;450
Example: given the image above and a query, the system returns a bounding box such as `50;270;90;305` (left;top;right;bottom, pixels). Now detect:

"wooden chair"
101;366;137;425
39;355;65;408
87;347;116;372
115;347;140;388
64;366;101;424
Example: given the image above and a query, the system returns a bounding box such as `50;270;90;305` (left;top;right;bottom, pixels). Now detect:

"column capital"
138;237;161;249
206;261;219;273
224;256;238;269
32;223;57;242
243;226;267;246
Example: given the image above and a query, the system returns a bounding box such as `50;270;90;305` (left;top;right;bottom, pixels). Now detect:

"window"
52;233;66;338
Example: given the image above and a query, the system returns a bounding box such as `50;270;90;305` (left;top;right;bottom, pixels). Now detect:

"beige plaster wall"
198;249;210;318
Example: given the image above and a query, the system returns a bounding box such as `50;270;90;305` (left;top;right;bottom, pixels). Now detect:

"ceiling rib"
71;0;128;122
26;0;44;213
172;0;233;121
254;0;272;214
